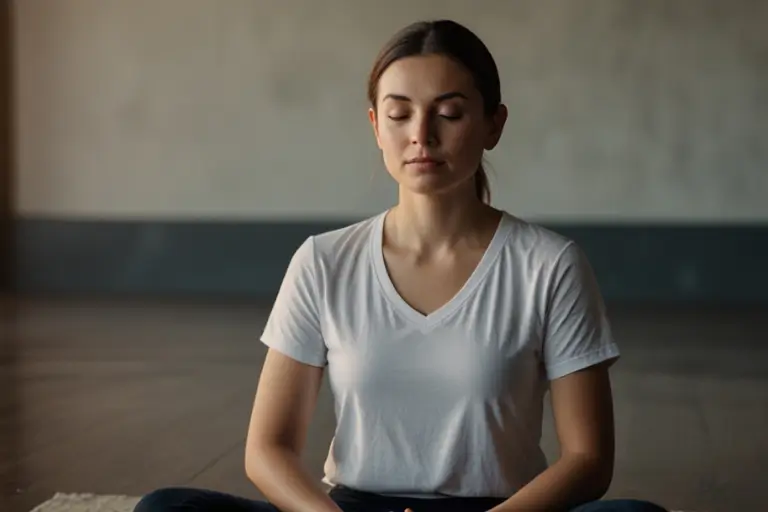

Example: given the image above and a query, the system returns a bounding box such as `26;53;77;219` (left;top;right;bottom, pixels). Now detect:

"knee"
615;499;668;512
575;499;669;512
133;487;196;512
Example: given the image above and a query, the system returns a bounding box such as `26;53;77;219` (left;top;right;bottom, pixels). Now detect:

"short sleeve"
260;236;327;367
543;242;620;380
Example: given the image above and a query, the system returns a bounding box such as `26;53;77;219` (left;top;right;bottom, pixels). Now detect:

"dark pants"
134;485;669;512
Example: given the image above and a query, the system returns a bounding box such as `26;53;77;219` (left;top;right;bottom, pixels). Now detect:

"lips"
406;156;443;165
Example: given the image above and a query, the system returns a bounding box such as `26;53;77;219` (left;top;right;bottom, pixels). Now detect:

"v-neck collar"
370;210;512;329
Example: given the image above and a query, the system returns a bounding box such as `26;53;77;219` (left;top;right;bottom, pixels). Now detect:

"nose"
410;112;437;147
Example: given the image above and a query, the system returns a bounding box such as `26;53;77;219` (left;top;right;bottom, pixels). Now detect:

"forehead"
377;54;477;102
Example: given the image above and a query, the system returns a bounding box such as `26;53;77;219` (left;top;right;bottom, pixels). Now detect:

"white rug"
30;493;141;512
29;492;691;512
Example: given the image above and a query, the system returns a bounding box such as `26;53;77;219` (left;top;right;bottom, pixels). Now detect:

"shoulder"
269;212;383;315
286;213;383;273
310;213;382;259
500;212;583;268
498;212;600;303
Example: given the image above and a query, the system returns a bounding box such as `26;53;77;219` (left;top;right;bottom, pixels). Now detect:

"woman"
136;20;668;512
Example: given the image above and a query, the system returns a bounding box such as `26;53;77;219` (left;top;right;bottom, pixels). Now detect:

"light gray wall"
14;0;768;222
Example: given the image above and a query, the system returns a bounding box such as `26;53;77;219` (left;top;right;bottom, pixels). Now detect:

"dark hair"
367;20;502;204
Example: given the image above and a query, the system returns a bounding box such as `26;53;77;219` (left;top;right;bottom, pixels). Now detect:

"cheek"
444;124;485;162
377;125;408;161
378;122;407;145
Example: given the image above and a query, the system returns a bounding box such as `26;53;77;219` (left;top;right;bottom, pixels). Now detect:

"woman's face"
369;54;506;198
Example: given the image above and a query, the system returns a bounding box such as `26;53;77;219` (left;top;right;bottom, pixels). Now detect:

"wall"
1;0;12;292
11;0;768;300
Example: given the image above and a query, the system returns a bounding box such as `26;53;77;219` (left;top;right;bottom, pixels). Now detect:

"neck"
388;185;498;252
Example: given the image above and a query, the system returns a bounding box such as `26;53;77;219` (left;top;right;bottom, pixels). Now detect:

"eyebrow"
382;91;468;103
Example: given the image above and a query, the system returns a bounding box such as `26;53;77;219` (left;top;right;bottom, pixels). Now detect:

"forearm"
246;444;342;512
489;454;612;512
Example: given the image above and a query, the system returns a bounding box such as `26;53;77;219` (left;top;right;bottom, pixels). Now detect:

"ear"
484;103;508;151
368;107;382;149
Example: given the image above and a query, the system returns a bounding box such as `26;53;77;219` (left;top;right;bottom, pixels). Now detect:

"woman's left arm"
490;241;619;512
489;361;615;512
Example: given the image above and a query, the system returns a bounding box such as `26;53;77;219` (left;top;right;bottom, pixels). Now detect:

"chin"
400;173;475;198
404;181;470;199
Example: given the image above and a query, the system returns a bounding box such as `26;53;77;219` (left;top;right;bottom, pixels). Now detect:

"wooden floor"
1;298;766;512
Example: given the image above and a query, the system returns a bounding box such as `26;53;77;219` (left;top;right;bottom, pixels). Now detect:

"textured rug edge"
29;492;141;512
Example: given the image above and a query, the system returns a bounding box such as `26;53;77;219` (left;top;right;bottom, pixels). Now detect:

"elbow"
588;456;614;500
565;452;613;501
244;445;260;486
593;474;612;501
244;427;272;486
244;438;296;488
244;441;272;487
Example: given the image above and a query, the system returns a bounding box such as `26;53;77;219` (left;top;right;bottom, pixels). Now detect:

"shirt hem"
260;336;327;367
545;343;620;380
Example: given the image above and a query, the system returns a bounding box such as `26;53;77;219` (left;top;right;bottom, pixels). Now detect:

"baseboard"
12;217;768;302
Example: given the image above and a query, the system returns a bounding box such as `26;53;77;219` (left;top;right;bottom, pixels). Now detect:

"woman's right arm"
245;348;341;512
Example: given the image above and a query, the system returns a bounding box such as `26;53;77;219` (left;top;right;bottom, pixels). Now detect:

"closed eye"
388;114;462;121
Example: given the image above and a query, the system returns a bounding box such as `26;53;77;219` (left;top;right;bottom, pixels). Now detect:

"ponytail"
475;164;491;204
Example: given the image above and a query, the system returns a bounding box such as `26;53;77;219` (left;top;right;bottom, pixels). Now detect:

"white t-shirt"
260;210;619;499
